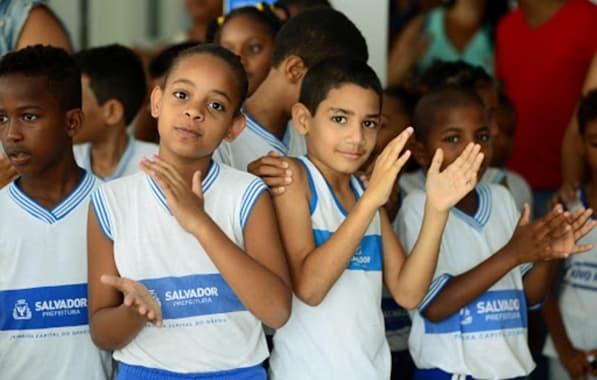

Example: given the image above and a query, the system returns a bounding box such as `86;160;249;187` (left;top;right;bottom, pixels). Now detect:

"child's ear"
411;137;431;168
103;99;125;127
65;109;84;138
223;113;246;142
291;103;312;136
149;86;162;119
282;55;307;84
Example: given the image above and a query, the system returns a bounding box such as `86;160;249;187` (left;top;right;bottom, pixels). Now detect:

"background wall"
47;0;389;84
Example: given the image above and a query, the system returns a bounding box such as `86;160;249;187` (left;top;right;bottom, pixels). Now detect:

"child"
542;89;597;380
268;58;485;379
0;45;112;379
213;7;368;174
397;86;595;379
73;44;158;181
209;3;282;96
87;44;292;379
272;0;332;20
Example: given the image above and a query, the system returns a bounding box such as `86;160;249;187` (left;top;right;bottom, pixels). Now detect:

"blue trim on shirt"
240;178;268;231
81;136;136;181
451;183;492;230
90;188;113;242
418;274;452;312
297;157;318;215
117;362;266;380
243;110;288;155
8;171;95;224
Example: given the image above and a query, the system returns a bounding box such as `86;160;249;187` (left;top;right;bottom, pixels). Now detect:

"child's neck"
454;187;479;216
309;155;356;212
158;150;213;188
243;78;291;140
18;156;84;210
89;131;129;178
519;0;566;28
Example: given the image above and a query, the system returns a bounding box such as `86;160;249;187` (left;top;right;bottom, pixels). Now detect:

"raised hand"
247;151;292;195
140;155;205;233
362;127;412;209
425;143;483;212
559;346;592;380
101;274;163;327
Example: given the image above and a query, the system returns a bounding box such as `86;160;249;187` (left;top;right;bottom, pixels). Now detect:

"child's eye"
331;115;347;124
477;133;491;142
0;115;7;123
247;44;263;54
444;135;460;143
173;91;188;100
208;101;225;112
22;113;38;121
362;120;378;129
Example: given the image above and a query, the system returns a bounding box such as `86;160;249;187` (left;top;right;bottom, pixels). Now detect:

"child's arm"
542;275;595;379
0;153;17;189
87;203;163;350
421;205;591;322
274;129;413;306
383;143;484;309
141;157;292;328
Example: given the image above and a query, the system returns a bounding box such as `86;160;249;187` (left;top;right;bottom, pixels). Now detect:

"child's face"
0;74;78;176
377;94;410;156
74;74;105;144
151;53;242;161
581;119;597;175
420;105;491;176
219;15;274;96
302;83;381;175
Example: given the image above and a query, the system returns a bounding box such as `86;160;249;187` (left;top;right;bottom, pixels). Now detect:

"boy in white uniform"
268;58;485;380
0;45;111;379
542;89;597;380
87;44;292;379
397;86;595;379
73;44;158;181
213;7;367;179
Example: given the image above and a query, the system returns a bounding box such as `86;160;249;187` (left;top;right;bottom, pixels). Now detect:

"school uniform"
543;188;597;380
73;136;158;181
269;156;390;380
213;111;306;171
397;184;535;379
0;172;112;379
91;162;269;378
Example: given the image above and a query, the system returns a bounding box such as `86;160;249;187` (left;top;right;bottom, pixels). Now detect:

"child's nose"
184;108;204;122
4;120;23;141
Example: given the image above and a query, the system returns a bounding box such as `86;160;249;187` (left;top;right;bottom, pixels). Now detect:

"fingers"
102;274;163;327
246;154;292;194
427;148;444;176
100;274;129;293
191;170;203;198
380;127;413;161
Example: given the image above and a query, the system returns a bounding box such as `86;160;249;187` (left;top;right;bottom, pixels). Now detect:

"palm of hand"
425;165;474;212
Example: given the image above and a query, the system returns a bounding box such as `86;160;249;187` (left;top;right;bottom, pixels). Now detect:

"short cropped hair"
412;86;484;142
578;89;597;136
164;44;248;115
299;57;382;115
384;85;419;118
271;7;368;68
74;44;147;125
418;60;493;92
0;44;81;110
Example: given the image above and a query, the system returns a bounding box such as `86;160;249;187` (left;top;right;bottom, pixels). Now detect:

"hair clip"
217;16;225;25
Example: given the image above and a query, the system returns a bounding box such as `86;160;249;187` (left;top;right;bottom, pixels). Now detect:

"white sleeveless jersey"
91;162;269;374
0;172;112;380
544;188;597;358
397;184;535;379
213;111;306;171
73;136;158;181
269;156;390;380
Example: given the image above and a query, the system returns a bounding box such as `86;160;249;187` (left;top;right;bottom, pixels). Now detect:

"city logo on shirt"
12;299;32;320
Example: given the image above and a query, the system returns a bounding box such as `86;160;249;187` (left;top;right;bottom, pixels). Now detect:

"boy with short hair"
73;43;158;181
268;57;484;379
0;45;111;379
213;7;367;177
542;89;597;380
397;86;595;379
